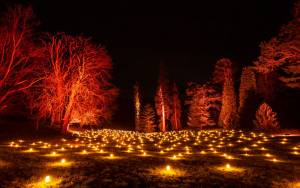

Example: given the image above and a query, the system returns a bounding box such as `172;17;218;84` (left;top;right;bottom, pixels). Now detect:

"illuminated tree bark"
33;33;117;133
0;6;41;113
186;83;220;128
155;65;171;132
134;83;142;131
170;83;182;130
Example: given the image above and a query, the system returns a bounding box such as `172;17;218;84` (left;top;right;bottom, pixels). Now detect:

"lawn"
0;129;300;187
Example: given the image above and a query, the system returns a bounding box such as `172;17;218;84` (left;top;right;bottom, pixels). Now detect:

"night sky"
0;0;296;128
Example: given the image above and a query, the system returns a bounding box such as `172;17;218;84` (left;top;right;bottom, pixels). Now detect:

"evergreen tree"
218;64;237;129
238;67;256;111
134;83;142;131
254;103;280;131
141;104;156;132
170;83;182;130
155;65;171;132
186;83;220;128
237;67;259;129
254;1;300;89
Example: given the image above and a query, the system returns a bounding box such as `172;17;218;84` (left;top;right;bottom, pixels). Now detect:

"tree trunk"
61;118;69;134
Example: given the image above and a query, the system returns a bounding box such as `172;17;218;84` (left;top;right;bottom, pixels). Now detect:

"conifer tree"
141;104;156;132
170;83;182;130
218;63;237;129
186;83;220;128
155;65;171;132
254;103;280;131
134;83;142;131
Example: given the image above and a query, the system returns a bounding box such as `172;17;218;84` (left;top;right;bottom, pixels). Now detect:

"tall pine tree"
170;83;182;130
186;84;221;128
141;104;156;132
134;82;142;131
218;59;237;129
155;65;171;132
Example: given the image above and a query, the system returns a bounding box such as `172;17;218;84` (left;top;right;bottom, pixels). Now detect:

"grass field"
0;129;300;187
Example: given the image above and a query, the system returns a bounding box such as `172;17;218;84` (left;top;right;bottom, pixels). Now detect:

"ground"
0;129;300;187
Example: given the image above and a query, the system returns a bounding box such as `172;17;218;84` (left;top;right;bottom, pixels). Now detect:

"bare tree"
0;5;42;112
33;33;117;133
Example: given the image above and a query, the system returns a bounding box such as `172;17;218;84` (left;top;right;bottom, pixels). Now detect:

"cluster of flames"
5;129;300;185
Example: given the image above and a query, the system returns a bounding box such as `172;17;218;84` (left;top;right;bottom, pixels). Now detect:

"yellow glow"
226;163;230;169
166;165;171;171
216;164;245;173
265;153;271;157
45;175;51;183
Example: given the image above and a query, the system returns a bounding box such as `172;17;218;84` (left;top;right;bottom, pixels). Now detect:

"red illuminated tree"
278;1;300;88
254;102;280;131
255;1;300;89
155;65;171;132
0;6;42;112
141;104;156;133
32;33;117;133
212;58;234;85
134;82;142;131
238;67;256;112
170;83;182;130
186;83;221;128
218;59;237;129
237;66;258;129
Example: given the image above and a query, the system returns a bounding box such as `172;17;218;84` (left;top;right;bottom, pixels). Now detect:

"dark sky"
0;0;296;128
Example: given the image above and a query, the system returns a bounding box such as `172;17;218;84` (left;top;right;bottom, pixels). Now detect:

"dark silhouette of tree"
134;82;142;131
218;59;237;129
170;83;182;130
155;65;171;132
236;67;260;129
254;102;280;131
186;83;221;128
141;104;156;132
238;67;256;111
0;5;42;113
32;33;117;133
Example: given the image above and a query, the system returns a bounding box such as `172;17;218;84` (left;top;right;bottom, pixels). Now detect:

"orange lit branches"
34;33;117;133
